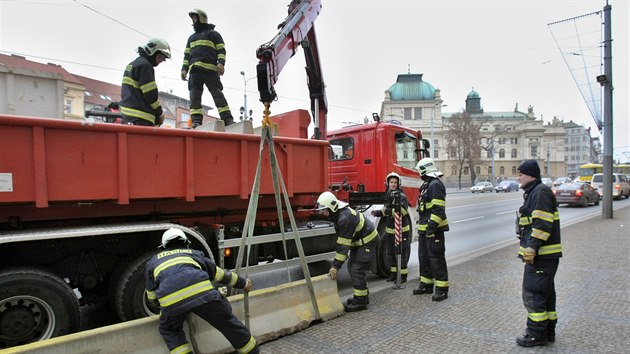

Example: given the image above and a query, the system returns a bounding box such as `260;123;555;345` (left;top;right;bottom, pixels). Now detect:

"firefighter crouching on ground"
515;159;562;347
145;228;258;354
370;172;412;282
413;157;450;301
120;38;170;126
318;191;377;312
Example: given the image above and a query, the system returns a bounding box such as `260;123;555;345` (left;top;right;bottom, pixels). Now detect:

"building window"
500;166;505;175
487;149;492;158
404;108;412;120
414;107;422;120
64;99;72;114
476;166;480;175
531;145;538;158
488;166;493;175
512;166;517;175
451;165;457;175
180;113;190;124
511;148;517;158
499;149;505;158
464;166;469;175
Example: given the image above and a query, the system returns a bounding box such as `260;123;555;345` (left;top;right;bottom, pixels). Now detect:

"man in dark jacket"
371;172;412;283
181;9;234;128
318;191;377;312
412;157;450;301
515;160;562;347
120;38;170;126
145;228;258;354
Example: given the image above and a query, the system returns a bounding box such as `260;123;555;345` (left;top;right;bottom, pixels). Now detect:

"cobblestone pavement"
260;206;630;353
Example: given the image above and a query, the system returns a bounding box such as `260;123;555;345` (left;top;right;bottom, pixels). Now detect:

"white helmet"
385;172;401;187
416;157;443;178
143;38;171;59
316;191;348;213
189;8;208;24
159;228;190;248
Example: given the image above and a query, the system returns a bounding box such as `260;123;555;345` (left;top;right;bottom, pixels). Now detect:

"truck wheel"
0;268;79;349
374;224;390;277
114;251;160;322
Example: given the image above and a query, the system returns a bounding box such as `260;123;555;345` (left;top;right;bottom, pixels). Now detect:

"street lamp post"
240;71;256;120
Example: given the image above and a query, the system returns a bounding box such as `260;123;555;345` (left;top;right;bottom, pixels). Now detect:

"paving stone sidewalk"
260;206;630;353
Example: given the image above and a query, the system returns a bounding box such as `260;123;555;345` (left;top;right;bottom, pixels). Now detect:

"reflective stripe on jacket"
417;177;449;233
120;55;162;124
182;23;226;73
518;179;562;259
145;248;245;315
332;207;377;269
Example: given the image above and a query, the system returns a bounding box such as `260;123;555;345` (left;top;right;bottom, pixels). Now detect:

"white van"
590;173;630;200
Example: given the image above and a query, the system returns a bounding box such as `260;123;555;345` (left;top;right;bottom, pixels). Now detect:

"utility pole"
601;2;613;219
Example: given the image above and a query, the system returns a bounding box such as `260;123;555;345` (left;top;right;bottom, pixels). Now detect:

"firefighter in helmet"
413;157;450;301
319;191;377;312
120;38;170;126
371;172;412;282
145;228;258;354
181;8;234;128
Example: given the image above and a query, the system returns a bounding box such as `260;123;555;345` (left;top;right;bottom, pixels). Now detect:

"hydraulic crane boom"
256;0;328;139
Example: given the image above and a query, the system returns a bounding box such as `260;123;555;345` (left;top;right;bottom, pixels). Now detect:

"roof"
0;53;84;85
74;74;121;107
443;111;530;120
386;73;436;101
467;89;480;99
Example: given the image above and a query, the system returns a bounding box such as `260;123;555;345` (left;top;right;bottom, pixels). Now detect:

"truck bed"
0;112;328;225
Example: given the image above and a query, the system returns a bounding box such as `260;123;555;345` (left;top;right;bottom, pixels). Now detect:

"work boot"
385;272;396;282
224;118;235;127
347;295;369;305
547;330;556;342
413;284;433;295
516;333;548;347
432;291;448;302
344;296;367;312
191;122;201;129
401;274;407;283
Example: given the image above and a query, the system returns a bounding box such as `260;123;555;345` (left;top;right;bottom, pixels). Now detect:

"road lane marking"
450;216;485;224
496;211;515;215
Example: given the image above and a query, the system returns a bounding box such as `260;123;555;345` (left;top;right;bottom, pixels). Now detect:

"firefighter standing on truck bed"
120;38;170;126
145;228;258;354
318;191;377;312
181;8;234;128
515;159;562;347
371;172;412;283
412;157;450;301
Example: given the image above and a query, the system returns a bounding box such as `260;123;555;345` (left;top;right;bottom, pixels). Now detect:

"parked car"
590;173;630;200
541;178;553;188
554;182;600;207
553;177;572;186
495;180;519;193
471;181;494;193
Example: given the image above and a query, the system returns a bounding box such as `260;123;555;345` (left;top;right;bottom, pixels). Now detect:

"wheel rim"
0;295;56;346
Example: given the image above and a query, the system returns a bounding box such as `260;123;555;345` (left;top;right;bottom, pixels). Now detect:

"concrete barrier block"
225;120;254;134
7;275;343;354
195;120;225;132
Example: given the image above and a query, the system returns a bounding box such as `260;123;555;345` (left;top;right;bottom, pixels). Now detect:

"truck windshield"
395;131;418;169
329;137;353;161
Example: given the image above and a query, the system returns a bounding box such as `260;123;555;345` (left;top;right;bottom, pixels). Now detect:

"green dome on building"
467;88;480;99
387;74;436;101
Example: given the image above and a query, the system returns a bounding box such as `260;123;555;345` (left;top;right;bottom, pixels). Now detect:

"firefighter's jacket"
417;177;449;234
145;248;246;317
373;189;411;237
120;55;163;125
331;207;378;269
517;179;562;260
182;23;226;74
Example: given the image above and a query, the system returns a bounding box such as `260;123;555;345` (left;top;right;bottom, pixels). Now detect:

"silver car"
471;181;494;193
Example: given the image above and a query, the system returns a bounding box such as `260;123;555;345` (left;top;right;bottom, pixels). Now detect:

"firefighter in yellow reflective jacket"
181;9;234;128
515;160;562;347
371;172;412;282
120;38;170;126
412;158;450;301
145;228;258;354
319;191;377;312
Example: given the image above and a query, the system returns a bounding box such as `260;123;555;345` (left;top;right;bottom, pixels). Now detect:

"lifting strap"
234;102;321;328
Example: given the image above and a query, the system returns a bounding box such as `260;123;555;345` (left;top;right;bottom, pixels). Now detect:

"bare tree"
445;111;485;189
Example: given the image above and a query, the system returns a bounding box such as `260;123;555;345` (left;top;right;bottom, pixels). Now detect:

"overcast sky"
1;0;628;160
